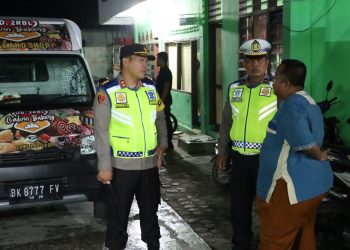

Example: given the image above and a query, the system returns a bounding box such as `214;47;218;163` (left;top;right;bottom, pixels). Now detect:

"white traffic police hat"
239;39;271;56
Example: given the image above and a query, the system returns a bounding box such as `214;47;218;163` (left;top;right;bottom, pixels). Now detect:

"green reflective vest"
106;81;160;158
229;81;277;155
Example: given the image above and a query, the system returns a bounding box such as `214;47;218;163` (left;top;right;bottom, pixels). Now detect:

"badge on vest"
232;88;243;102
115;92;129;108
146;90;157;105
260;87;272;97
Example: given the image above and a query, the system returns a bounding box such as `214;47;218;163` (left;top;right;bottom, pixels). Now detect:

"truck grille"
0;150;75;164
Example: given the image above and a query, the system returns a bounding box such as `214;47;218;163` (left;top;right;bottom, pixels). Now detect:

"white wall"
98;0;146;24
82;28;115;82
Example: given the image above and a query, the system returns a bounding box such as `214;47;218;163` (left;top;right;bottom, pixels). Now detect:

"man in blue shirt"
257;59;333;250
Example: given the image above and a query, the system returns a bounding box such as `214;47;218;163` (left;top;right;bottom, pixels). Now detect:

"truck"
0;17;101;212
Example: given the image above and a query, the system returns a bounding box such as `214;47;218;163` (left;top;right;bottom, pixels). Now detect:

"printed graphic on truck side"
0;18;72;51
0;109;94;154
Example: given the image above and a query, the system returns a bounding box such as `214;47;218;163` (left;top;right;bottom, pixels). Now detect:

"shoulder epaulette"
142;75;155;85
97;78;119;91
228;78;244;88
98;78;110;86
261;75;274;86
263;75;274;83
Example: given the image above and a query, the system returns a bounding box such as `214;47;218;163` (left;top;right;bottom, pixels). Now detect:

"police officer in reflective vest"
94;44;167;250
217;39;277;250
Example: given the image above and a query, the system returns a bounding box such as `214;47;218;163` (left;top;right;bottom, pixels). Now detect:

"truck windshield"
0;55;94;108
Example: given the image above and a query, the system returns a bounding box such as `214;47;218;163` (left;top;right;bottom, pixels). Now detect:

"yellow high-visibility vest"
106;80;164;158
229;81;277;155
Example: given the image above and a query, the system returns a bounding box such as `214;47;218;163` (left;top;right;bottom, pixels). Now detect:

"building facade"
99;0;350;144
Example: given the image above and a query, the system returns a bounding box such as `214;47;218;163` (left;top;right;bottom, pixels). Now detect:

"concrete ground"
160;134;246;250
1;132;347;250
160;132;350;250
0;199;210;250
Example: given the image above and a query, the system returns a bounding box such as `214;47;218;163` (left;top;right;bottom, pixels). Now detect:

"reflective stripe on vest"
229;82;277;155
106;83;158;158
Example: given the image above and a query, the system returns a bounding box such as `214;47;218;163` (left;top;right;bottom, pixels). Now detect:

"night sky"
0;0;99;28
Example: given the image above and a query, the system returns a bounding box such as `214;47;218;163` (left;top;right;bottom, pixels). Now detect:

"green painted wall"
199;0;210;133
284;0;350;144
134;0;201;44
133;0;201;131
133;0;239;135
206;0;239;138
171;90;192;129
221;0;239;102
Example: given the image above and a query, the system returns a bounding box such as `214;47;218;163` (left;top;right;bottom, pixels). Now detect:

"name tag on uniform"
146;90;157;105
260;87;272;97
232;88;243;102
115;92;129;108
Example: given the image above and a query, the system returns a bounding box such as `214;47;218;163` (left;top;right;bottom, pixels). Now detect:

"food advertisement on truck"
0;18;72;51
0;109;94;154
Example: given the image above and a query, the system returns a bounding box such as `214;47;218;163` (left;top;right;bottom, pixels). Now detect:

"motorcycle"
316;126;350;249
315;80;350;248
317;80;343;146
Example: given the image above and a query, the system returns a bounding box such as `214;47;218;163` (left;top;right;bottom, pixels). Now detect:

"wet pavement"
161;132;350;250
0;197;210;250
0;132;237;250
160;134;256;250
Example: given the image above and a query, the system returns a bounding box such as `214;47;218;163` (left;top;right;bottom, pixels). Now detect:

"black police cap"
120;44;155;61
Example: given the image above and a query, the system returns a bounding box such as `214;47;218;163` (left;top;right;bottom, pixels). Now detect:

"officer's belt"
117;148;157;158
232;140;262;150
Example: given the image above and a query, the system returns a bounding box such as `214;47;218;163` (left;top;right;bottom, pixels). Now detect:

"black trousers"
230;151;259;250
105;167;161;250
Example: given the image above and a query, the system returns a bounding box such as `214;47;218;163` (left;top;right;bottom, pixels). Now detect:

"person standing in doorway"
217;39;277;250
156;52;174;150
94;43;168;250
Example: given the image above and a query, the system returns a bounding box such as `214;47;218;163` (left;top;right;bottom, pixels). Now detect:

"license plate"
7;180;64;205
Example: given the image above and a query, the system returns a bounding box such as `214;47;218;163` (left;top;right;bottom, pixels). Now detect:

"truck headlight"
80;135;96;155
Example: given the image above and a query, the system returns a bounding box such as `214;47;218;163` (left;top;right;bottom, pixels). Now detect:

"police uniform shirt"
93;74;168;171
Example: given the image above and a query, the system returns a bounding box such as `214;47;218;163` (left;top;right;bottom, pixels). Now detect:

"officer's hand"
156;145;166;169
217;155;227;170
97;170;113;184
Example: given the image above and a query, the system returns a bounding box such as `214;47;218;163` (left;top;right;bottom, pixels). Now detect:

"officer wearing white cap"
238;39;271;56
217;39;277;250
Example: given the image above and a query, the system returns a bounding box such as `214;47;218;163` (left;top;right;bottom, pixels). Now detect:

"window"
0;59;48;83
180;43;192;92
0;55;94;108
166;42;194;92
